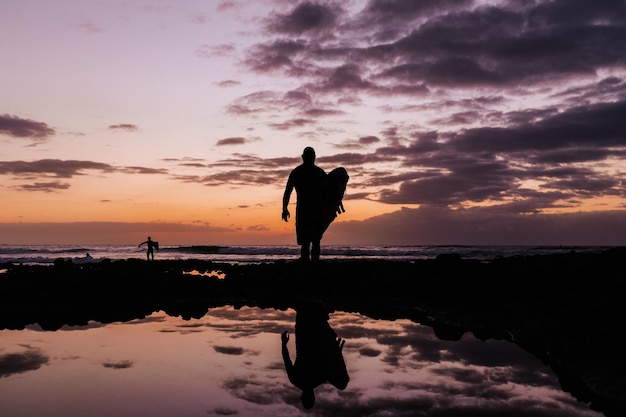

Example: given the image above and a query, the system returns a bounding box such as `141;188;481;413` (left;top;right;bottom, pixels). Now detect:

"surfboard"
321;167;349;235
153;241;159;251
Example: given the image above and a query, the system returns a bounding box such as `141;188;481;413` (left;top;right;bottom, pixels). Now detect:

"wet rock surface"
1;248;625;416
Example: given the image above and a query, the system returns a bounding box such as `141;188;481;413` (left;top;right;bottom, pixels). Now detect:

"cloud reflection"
0;347;49;377
326;313;598;417
102;360;134;369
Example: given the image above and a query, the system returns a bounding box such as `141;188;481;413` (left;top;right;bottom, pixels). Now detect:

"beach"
1;248;624;416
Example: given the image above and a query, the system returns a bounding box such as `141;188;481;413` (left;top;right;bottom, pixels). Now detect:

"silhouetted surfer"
282;147;349;262
282;147;327;262
138;236;158;260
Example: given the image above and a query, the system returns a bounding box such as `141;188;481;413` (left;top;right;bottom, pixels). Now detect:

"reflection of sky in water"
0;307;602;417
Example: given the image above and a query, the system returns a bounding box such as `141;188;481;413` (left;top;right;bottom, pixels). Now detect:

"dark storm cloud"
0;114;55;139
268;2;342;34
453;100;626;153
243;0;626;95
374;99;626;206
234;0;626;210
189;34;626;225
372;2;626;87
0;347;49;377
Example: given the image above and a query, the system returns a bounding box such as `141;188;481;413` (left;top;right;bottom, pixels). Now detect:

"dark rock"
0;251;624;416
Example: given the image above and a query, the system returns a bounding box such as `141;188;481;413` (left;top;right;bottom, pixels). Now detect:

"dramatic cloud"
0;114;55;140
3;0;626;245
268;2;342;34
217;0;626;222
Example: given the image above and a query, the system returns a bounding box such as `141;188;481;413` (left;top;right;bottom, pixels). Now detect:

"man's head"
302;147;316;164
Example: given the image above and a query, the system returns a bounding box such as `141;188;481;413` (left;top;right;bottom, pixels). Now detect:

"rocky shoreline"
1;248;624;416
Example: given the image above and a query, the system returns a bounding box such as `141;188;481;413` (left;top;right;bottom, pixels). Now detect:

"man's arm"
282;179;293;222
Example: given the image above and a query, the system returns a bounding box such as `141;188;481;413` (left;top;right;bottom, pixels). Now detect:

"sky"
2;0;626;246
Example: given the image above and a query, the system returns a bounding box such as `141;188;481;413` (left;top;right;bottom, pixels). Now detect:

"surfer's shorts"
295;208;323;244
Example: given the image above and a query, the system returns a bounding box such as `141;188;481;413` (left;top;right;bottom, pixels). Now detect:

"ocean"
0;244;614;265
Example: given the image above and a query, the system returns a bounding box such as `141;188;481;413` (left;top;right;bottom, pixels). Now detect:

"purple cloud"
0;114;55;139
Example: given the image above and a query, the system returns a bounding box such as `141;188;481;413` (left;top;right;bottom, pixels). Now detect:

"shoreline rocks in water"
1;248;625;416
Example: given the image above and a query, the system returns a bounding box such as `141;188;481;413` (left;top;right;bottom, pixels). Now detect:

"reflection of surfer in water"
138;236;158;260
282;147;348;262
281;302;349;409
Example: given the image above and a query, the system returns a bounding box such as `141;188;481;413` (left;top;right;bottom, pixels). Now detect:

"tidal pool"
0;306;602;417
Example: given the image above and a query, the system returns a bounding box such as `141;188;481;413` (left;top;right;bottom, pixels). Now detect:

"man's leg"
311;240;320;262
300;242;310;261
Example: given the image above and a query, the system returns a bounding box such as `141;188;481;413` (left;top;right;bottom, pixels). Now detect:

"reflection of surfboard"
321;167;349;235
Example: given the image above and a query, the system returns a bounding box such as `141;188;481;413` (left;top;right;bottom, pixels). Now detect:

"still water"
0;306;602;417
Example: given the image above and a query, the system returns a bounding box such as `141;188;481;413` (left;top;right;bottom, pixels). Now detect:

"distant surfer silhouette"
282;147;327;262
281;302;349;409
138;236;158;260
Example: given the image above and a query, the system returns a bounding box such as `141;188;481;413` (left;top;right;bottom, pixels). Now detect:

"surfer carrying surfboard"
282;147;327;262
138;236;158;261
